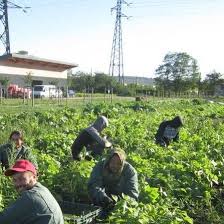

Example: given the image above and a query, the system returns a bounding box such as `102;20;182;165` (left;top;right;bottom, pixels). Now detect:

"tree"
70;71;94;92
49;80;59;86
67;69;73;88
155;52;201;93
201;70;223;95
94;73;116;93
0;77;10;97
0;77;10;87
69;71;155;96
205;70;222;83
24;72;33;87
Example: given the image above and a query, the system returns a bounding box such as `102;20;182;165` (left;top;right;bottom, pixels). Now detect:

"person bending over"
71;116;112;161
155;116;183;147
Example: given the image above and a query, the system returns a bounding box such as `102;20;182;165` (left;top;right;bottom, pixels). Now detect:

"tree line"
0;51;223;97
154;52;223;96
68;71;154;97
68;51;223;97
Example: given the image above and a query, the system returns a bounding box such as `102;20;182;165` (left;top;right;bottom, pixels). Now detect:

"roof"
0;54;78;72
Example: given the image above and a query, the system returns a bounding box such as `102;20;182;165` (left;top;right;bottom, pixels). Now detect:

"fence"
0;86;217;111
0;87;135;112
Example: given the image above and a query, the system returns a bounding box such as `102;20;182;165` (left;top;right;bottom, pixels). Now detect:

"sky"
3;0;224;79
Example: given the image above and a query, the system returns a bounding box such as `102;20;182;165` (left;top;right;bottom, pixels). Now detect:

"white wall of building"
0;66;67;79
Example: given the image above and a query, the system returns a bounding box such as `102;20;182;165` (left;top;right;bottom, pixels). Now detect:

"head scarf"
92;116;109;132
104;148;126;175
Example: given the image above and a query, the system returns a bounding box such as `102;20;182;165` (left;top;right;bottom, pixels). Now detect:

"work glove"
85;155;93;161
160;142;167;147
102;195;115;209
158;140;167;147
73;155;81;161
105;141;112;148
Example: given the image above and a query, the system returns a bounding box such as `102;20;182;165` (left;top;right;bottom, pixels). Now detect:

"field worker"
0;130;38;170
0;159;64;224
71;116;112;161
155;116;183;147
88;148;139;208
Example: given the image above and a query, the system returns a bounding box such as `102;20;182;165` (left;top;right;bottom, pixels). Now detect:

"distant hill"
114;76;154;85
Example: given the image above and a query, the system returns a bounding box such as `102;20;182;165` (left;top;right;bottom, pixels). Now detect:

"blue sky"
4;0;224;78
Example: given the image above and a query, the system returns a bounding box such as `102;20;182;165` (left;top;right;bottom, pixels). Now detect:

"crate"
59;201;102;224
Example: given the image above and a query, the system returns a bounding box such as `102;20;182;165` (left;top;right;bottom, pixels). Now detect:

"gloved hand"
85;155;93;161
157;139;166;147
73;155;82;161
160;142;167;147
105;141;112;148
102;195;115;208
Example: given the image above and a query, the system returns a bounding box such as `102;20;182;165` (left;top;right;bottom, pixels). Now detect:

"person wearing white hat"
71;116;112;161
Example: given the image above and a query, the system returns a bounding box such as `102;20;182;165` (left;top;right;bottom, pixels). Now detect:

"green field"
0;96;135;113
0;98;224;223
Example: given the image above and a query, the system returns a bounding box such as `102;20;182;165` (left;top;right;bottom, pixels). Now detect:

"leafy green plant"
1;100;224;223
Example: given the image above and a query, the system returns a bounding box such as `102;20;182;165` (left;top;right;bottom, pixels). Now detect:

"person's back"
71;129;96;156
21;182;64;224
71;116;112;160
155;116;183;147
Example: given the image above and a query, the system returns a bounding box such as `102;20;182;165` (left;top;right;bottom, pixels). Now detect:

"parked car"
68;89;75;97
33;85;62;98
8;84;32;98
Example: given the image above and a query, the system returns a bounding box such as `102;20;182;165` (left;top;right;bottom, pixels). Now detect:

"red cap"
5;160;37;176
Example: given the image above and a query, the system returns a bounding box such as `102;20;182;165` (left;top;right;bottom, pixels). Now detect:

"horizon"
4;0;224;79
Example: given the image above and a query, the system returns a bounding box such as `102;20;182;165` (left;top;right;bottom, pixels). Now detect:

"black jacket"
155;116;183;147
71;116;109;159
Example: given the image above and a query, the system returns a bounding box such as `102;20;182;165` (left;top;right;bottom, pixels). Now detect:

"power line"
125;0;223;20
130;0;220;9
19;0;89;8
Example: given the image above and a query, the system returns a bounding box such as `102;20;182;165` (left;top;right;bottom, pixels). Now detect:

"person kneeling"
88;148;139;209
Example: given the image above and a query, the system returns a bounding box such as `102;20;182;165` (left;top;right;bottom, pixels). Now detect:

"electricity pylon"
0;0;30;55
109;0;129;85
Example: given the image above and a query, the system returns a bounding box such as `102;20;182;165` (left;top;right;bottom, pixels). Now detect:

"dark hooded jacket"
155;116;183;147
71;116;109;159
88;149;139;206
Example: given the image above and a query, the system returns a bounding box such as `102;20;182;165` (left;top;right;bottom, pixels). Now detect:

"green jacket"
0;143;38;170
88;159;139;205
0;182;64;224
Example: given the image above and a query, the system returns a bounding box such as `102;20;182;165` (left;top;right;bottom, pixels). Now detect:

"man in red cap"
0;159;64;224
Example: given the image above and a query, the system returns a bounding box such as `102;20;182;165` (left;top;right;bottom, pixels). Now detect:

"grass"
0;96;135;113
0;94;206;114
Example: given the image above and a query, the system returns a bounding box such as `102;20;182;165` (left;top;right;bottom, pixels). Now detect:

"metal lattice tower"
0;0;10;55
0;0;30;55
109;0;129;85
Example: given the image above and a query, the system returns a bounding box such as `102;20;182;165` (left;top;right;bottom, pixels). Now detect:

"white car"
34;85;62;98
